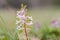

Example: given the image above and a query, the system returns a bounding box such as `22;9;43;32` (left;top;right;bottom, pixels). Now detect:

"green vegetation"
0;8;60;40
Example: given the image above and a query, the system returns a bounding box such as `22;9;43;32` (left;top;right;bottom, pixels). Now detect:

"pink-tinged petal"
20;20;25;23
17;15;25;19
26;21;33;26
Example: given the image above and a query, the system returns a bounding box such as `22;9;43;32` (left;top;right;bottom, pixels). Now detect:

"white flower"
16;14;26;24
17;15;25;20
16;20;21;24
17;8;25;16
26;21;33;26
26;16;33;21
17;26;24;30
16;6;33;31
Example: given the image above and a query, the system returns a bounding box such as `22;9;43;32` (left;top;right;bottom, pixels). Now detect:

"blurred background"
0;0;60;40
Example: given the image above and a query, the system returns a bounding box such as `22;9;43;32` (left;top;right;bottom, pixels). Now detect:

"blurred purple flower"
51;20;58;26
51;20;60;28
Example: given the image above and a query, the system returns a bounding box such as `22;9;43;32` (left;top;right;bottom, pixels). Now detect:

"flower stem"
24;23;28;40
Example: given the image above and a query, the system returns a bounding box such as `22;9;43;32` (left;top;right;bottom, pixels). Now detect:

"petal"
17;26;24;30
17;8;25;16
16;20;21;24
26;21;33;26
26;16;33;21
